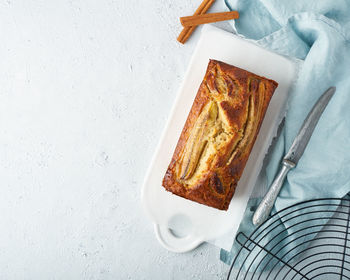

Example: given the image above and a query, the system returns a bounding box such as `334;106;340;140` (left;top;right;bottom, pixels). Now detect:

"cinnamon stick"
177;0;215;44
180;11;239;27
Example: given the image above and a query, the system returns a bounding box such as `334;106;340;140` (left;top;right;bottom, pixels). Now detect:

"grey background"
0;0;236;279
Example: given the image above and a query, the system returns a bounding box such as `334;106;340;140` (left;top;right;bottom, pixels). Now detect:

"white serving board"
142;25;296;252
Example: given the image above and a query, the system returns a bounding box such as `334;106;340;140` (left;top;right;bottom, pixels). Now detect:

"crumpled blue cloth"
221;0;350;267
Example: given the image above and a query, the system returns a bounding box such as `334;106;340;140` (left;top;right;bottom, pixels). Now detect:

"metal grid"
227;198;350;280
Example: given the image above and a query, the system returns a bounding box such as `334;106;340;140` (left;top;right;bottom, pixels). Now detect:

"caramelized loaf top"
162;60;278;210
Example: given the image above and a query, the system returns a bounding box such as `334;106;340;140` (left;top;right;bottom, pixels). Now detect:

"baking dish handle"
154;224;203;253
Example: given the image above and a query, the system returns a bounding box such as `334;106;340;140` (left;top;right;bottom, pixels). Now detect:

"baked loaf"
162;60;278;210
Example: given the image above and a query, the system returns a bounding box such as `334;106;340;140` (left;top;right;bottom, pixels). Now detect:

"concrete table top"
0;0;235;279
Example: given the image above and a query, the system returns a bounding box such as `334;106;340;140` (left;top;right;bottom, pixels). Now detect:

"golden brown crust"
162;60;278;210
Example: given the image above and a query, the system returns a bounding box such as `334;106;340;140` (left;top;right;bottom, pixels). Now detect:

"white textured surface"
0;0;233;279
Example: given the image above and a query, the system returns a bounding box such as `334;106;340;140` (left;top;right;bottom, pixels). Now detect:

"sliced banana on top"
178;101;218;180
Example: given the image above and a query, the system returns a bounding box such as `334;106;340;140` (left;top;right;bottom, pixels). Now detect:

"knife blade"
252;86;336;226
284;86;336;164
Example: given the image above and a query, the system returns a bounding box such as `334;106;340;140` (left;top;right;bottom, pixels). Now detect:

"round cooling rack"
227;198;350;280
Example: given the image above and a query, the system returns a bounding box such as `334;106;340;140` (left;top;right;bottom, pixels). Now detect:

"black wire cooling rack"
227;198;350;280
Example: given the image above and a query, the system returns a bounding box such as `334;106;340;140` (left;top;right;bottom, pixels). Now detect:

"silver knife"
252;86;336;226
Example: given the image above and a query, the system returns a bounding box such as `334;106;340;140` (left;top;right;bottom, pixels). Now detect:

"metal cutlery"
252;86;336;226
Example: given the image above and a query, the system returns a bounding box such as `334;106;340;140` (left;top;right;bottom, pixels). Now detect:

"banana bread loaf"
162;60;278;210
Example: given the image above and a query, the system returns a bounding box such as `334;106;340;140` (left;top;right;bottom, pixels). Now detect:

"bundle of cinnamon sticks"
177;0;239;44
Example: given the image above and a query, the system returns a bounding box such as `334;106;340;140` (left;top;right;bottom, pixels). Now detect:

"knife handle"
252;159;295;226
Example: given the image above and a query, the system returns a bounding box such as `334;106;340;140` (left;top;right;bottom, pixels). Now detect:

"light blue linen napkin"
221;0;350;266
